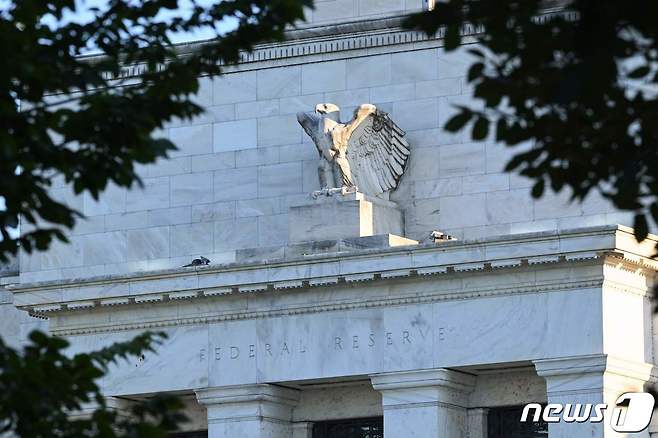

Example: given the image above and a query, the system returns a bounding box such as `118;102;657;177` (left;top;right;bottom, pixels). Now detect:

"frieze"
198;326;445;365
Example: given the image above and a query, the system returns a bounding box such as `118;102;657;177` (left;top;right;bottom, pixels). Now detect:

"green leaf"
467;62;485;82
531;179;545;198
550;178;564;193
445;25;461;50
472;116;489;140
468;48;485;58
628;65;650;79
495;118;508;141
444;109;473;132
634;213;649;242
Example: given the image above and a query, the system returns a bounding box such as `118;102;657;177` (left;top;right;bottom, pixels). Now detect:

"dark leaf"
445;108;473;132
472;115;489;140
445;25;461;50
467;62;485;82
495;118;508;141
634;213;649;242
628;65;651;79
531;179;545;198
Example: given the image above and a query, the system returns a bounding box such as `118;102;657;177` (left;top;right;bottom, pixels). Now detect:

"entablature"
81;7;578;83
8;225;656;337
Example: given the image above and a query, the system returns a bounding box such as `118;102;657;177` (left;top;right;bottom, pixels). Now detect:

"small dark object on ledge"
182;256;210;267
428;231;455;243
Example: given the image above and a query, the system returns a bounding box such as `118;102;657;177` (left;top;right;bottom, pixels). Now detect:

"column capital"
370;368;476;408
195;384;299;437
534;354;656;382
370;368;476;392
195;384;299;408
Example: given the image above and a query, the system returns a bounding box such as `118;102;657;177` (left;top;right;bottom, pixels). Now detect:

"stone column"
467;408;489;438
370;369;476;438
292;422;314;438
534;355;655;438
196;384;299;438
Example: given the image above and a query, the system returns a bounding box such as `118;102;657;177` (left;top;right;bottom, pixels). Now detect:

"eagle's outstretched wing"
344;105;410;198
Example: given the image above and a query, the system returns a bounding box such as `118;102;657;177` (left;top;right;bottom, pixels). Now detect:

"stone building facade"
2;1;658;437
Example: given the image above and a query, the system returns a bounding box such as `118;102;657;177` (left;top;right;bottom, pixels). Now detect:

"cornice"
85;7;581;82
534;354;657;383
99;19;457;81
603;251;658;276
10;224;654;293
50;269;604;337
8;225;657;337
5;225;624;292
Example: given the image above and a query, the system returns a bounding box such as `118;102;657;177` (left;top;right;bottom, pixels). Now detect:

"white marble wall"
0;275;47;348
293;382;383;421
302;0;426;26
18;28;631;283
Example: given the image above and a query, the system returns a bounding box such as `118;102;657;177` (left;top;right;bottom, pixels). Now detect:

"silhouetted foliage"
0;0;311;261
0;330;186;437
405;0;658;243
0;1;312;434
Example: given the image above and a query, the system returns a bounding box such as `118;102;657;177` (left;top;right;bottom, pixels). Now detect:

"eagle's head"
297;103;341;134
315;103;340;114
315;103;341;122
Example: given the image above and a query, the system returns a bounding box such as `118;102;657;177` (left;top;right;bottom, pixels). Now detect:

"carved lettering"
412;313;431;340
438;327;446;341
200;326;436;363
417;325;431;339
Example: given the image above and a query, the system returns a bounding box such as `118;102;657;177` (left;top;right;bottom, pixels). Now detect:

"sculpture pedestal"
288;191;405;244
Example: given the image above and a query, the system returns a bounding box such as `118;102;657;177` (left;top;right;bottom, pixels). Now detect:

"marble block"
234;234;417;262
288;191;404;243
287;234;418;258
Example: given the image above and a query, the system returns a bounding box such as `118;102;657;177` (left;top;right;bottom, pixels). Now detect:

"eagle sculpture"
297;103;410;199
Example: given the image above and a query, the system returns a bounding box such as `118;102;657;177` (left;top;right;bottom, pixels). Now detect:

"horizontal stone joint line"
207;416;292;425
382;401;466;411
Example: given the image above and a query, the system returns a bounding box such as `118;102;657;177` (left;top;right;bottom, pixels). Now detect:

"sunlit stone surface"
2;1;657;437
